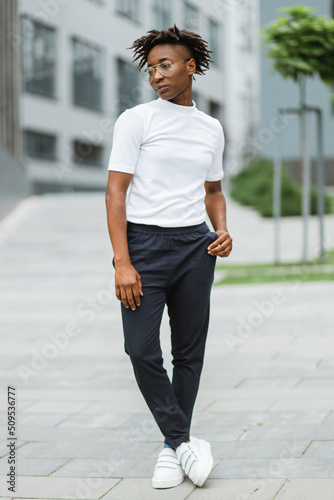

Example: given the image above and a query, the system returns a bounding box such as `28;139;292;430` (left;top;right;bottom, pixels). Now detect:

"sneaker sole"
152;472;184;489
191;440;214;487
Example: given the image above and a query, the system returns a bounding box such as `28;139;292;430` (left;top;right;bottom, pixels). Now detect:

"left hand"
207;230;233;258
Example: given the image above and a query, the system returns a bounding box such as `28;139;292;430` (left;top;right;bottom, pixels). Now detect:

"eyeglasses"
141;58;191;83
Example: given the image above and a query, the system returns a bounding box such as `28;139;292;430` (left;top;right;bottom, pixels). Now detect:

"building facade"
0;0;22;160
17;0;259;193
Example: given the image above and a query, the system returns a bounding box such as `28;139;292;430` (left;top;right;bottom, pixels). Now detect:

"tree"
260;6;334;264
261;5;334;95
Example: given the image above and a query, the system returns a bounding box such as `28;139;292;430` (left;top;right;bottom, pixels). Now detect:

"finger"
121;288;129;308
134;278;143;306
125;286;136;310
215;242;231;255
133;288;141;307
216;240;230;252
208;241;224;254
217;244;233;257
136;273;144;297
207;238;220;250
115;286;121;301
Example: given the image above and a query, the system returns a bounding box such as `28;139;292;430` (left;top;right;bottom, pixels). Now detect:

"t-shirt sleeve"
107;109;144;174
205;123;225;182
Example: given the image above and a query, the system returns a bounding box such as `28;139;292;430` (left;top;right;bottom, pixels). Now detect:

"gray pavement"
0;192;333;499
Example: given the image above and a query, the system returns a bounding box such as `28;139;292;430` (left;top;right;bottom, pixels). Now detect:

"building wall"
259;0;334;185
0;0;28;221
18;0;259;193
0;0;22;159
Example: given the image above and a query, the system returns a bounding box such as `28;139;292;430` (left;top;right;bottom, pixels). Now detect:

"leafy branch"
261;5;334;88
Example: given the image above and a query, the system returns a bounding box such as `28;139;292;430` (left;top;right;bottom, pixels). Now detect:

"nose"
152;68;164;82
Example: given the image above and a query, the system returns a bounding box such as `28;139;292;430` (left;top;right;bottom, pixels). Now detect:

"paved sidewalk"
0;192;333;499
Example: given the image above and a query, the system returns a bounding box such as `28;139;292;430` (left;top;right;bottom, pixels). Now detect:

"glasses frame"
141;58;192;83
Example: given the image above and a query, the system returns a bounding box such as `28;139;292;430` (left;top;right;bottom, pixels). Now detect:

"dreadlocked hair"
127;23;214;79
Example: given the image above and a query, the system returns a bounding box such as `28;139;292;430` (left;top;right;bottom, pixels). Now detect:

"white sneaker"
152;447;184;489
176;436;213;487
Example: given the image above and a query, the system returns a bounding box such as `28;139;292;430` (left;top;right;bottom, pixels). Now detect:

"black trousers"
113;220;217;449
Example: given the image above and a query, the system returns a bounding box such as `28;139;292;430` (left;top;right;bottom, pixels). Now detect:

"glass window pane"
209;19;219;67
21;15;56;97
116;0;139;21
117;58;141;115
24;130;57;160
72;37;103;111
73;141;103;167
152;0;171;30
184;2;200;33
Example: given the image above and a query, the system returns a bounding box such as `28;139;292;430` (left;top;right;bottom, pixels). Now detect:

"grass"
213;249;334;286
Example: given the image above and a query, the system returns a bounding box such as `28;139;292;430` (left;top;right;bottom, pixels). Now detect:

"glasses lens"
141;62;174;83
141;69;151;82
159;62;173;77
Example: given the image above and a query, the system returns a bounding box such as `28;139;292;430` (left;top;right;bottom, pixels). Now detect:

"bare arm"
204;180;232;258
105;171;143;310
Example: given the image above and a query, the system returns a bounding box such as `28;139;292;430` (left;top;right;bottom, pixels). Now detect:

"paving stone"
56;413;133;429
0;441;27;460
18;440;159;460
190;410;328;427
0;474;120;499
186;478;285;500
207;399;274;412
14;413;70;427
0;457;70;476
239;378;300;388
103;477;195;499
80;398;149;414
50;457;157;478
274;479;334;499
241;424;334;441
186;425;244;441
297;378;334;388
212;440;309;459
302;441;334;459
322;411;334;426
20;401;93;414
269;398;334;411
211;457;334;479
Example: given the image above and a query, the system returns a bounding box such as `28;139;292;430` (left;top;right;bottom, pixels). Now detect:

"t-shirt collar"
156;97;197;113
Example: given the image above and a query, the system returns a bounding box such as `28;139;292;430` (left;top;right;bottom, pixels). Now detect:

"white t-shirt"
107;96;225;227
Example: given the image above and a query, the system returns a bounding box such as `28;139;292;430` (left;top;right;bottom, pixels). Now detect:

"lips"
155;85;169;93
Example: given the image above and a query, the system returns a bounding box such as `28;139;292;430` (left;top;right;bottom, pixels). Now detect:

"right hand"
115;262;143;310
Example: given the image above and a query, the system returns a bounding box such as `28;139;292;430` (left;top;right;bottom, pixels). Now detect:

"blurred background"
0;0;333;264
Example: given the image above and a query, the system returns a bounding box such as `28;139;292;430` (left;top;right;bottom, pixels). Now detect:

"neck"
167;88;193;107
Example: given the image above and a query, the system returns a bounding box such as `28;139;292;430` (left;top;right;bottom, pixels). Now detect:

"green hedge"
229;158;333;217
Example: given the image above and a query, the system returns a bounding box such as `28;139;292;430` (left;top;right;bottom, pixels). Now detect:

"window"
72;140;103;167
24;130;57;160
21;15;56;97
72;37;103;111
152;0;171;30
208;19;219;67
117;58;141;115
184;2;200;33
116;0;140;22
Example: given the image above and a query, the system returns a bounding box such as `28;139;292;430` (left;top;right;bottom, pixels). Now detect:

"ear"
188;58;196;76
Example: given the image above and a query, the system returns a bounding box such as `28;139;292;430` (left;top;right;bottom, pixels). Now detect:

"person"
105;23;232;489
